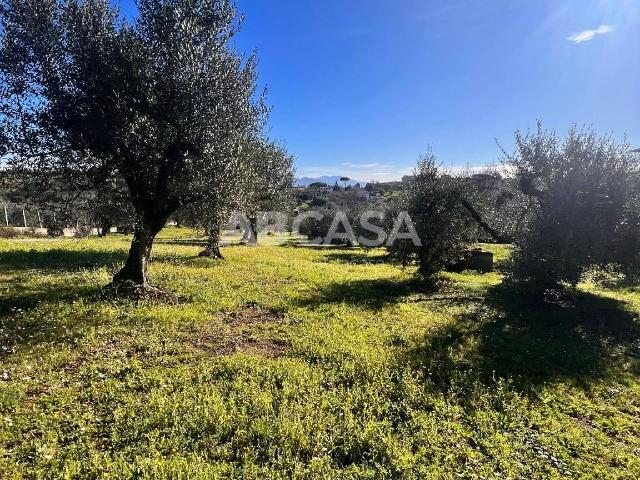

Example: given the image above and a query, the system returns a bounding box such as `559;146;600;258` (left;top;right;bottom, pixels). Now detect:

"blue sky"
117;0;640;182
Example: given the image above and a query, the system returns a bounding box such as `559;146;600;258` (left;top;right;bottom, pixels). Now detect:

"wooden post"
22;208;27;228
3;204;8;227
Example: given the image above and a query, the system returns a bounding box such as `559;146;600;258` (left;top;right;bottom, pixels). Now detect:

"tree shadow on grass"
295;277;451;311
0;248;127;272
403;284;640;392
318;251;393;265
0;283;104;354
154;238;207;247
287;242;357;250
0;246;201;272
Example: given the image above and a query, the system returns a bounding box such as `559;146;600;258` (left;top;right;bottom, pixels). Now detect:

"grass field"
1;229;639;478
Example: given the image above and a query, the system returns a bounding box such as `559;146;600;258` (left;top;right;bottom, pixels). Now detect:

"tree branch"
461;199;511;244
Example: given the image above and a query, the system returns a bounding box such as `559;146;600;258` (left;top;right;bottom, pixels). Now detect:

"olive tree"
188;137;294;255
238;139;295;245
181;154;247;259
0;0;264;291
386;154;476;283
504;124;640;295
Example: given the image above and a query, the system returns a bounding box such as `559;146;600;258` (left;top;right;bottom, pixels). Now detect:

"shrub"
504;125;640;295
298;209;356;246
386;154;475;282
0;227;18;238
0;227;47;238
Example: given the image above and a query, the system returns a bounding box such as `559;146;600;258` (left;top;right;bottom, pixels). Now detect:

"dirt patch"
189;304;289;358
221;303;286;325
573;414;597;432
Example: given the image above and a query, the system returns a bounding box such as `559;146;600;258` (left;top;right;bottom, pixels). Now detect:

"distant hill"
296;176;365;187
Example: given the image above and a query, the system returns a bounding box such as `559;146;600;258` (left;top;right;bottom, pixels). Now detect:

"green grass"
1;231;639;478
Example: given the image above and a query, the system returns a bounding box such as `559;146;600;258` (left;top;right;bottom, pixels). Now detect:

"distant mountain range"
296;176;366;187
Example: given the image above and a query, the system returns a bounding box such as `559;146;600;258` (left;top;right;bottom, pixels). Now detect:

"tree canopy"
0;0;265;291
504;124;640;295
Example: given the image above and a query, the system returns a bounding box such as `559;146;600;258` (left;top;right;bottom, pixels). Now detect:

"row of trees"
1;170;137;234
0;0;294;292
297;125;640;296
396;126;640;295
1;1;637;300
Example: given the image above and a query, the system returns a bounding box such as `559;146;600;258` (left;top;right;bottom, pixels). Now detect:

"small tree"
183;153;247;259
504;124;640;295
386;154;475;283
0;0;264;291
308;182;328;190
239;139;295;245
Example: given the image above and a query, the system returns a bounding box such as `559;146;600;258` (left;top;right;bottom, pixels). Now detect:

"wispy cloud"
340;162;386;168
567;24;613;43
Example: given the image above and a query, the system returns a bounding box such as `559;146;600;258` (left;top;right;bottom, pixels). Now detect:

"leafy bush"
386;154;475;282
582;264;627;288
504;125;640;295
0;227;18;238
0;227;47;238
298;208;356;245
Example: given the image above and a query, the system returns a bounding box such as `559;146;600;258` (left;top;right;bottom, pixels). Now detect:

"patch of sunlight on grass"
1;233;639;478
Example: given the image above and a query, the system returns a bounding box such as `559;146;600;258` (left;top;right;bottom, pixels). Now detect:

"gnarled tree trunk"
248;214;258;246
199;227;224;259
242;213;259;246
112;217;165;287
